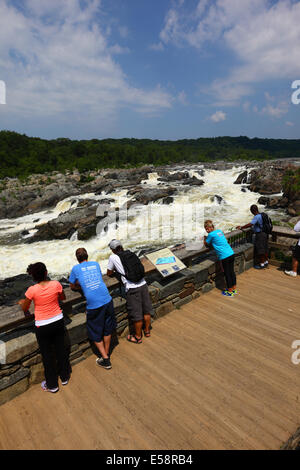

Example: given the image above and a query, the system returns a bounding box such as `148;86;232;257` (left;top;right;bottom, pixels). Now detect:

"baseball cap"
108;239;122;250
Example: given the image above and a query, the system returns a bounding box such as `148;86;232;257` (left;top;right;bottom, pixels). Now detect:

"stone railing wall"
0;241;254;406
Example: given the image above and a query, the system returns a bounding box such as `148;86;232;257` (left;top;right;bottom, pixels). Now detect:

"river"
0;165;284;280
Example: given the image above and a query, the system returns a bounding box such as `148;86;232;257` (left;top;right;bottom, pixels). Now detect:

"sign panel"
146;248;186;277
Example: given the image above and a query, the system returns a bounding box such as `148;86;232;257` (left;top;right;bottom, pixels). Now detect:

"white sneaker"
41;380;59;393
284;270;297;277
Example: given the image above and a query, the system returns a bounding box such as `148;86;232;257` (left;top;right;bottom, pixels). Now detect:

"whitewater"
0;166;283;280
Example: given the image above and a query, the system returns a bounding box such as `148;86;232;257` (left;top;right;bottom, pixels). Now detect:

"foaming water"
0;166;284;279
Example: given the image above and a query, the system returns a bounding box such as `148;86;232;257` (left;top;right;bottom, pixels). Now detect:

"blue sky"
0;0;299;140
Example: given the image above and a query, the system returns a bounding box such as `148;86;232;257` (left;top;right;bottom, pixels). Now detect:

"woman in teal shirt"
204;220;237;297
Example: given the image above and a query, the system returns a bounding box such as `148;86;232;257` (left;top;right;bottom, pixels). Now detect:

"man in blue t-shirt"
204;220;237;297
69;248;116;370
236;204;269;269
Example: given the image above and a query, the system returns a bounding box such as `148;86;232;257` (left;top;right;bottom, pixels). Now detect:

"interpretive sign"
146;248;186;277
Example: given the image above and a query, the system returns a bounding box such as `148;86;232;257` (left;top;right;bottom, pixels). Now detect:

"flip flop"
127;334;142;344
143;331;151;338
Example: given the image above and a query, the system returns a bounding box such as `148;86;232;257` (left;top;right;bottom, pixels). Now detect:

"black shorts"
293;244;300;261
126;284;153;323
86;300;116;342
254;231;268;255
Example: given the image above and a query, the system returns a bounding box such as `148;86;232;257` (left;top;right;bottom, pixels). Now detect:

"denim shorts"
86;300;116;342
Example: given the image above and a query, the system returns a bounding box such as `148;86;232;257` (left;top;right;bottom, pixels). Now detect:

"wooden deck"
0;265;300;450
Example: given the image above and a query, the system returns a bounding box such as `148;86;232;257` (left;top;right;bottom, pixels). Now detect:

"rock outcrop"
0;166;154;219
234;171;248;184
127;186;177;208
0;274;34;307
28;200;109;242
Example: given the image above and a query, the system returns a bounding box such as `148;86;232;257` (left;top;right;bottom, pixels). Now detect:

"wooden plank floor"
0;265;300;450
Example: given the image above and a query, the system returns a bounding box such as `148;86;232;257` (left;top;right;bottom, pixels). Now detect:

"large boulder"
288;200;300;216
0;274;34;306
157;171;189;182
247;164;287;195
26;183;80;214
182;176;204;186
127;186;177;208
249;178;282;195
257;196;269;206
234;171;248;184
29;200;109;242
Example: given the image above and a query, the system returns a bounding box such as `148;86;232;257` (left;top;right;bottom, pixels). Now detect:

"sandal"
127;334;142;344
143;330;151;338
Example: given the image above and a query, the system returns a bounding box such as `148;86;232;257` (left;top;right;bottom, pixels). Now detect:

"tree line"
0;130;300;179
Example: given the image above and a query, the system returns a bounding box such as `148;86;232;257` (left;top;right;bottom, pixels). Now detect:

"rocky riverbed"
0;159;297;218
0;159;299;306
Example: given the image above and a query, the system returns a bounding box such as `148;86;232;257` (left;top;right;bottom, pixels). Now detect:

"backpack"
261;212;273;235
117;250;145;283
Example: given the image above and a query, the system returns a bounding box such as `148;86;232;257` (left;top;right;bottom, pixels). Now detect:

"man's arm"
236;222;253;230
107;257;123;282
107;256;117;277
70;280;82;292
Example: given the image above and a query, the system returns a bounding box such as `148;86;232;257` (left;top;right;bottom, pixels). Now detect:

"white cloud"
108;44;130;55
0;0;172;127
286;121;294;126
177;91;188;105
210;110;226;122
149;42;165;51
159;0;300;106
252;94;289;118
261;101;289;118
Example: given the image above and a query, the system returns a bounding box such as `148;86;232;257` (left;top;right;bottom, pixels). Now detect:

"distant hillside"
0;130;300;178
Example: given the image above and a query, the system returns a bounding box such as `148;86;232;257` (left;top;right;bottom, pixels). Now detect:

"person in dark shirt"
236;205;269;269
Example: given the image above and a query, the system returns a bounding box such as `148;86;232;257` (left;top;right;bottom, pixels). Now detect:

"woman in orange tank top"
19;262;70;393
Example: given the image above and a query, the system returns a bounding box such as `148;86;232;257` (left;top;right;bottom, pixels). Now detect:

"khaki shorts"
126;284;153;322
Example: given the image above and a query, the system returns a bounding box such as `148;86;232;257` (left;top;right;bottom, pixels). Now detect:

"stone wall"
0;243;254;406
281;428;300;450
